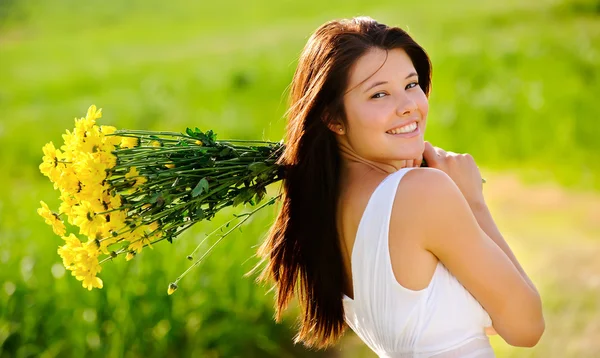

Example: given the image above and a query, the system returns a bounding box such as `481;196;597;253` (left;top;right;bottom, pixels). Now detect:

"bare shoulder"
395;166;478;245
388;167;465;252
396;167;462;216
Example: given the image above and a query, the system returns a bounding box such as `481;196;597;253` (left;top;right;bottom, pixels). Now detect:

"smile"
386;121;418;135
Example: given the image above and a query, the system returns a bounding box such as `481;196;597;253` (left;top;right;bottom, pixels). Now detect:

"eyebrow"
362;72;419;93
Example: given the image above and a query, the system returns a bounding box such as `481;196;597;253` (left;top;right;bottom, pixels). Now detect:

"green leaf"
232;194;244;207
195;207;205;220
258;172;272;182
254;186;267;204
149;192;162;204
233;189;254;207
191;178;210;197
248;162;267;174
219;147;232;156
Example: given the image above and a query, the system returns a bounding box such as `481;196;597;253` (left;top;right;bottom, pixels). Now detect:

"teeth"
387;122;417;134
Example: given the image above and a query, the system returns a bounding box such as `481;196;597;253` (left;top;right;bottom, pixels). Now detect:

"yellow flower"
164;163;175;169
125;252;135;261
78;126;104;154
86;105;103;121
136;176;147;187
109;194;122;208
100;125;116;135
55;168;80;194
72;201;106;237
74;117;97;138
73;242;103;291
74;153;108;187
61;129;84;159
41;142;61;165
151;140;162;147
125;167;139;179
125;223;154;253
58;238;103;290
195;140;203;146
148;221;159;232
71;106;101;140
81;275;103;291
37;200;53;218
59;191;78;223
120;137;139;149
57;234;103;290
37;201;66;236
167;282;178;295
125;167;147;187
145;222;163;240
128;239;144;254
39;142;63;182
103;209;127;236
58;234;83;268
101;126;121;148
98;151;117;168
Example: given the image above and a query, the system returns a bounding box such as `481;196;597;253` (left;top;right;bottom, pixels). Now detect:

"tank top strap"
350;167;419;304
365;167;416;221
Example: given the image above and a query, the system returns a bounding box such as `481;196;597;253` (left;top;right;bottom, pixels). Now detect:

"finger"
435;146;447;158
485;326;497;336
422;141;437;165
415;151;423;167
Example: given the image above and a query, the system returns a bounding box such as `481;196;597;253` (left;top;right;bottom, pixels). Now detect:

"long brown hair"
252;16;432;349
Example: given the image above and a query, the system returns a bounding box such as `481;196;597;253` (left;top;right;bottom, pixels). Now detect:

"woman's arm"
418;141;539;293
469;200;539;294
394;163;544;347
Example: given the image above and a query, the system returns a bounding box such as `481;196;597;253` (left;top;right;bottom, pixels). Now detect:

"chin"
395;143;424;160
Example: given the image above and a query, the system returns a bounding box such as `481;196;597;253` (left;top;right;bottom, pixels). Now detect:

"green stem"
172;195;281;285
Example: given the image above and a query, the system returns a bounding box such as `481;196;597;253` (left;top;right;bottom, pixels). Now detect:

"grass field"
1;0;599;356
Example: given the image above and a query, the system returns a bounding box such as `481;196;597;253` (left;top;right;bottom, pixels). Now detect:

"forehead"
346;47;415;92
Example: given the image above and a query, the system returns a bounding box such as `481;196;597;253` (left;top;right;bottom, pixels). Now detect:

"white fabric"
342;167;495;358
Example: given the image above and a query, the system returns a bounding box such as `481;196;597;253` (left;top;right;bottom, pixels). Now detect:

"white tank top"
342;167;495;358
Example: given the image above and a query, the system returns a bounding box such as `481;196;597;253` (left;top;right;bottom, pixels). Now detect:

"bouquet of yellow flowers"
38;105;284;293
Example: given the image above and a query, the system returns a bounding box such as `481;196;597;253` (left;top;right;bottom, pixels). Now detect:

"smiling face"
338;47;429;167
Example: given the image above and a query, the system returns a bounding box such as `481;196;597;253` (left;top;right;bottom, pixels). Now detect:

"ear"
322;109;345;135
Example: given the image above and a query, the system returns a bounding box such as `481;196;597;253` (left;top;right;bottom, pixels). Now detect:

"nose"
395;94;418;117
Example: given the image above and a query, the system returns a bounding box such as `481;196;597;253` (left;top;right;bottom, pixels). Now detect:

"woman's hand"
421;141;485;207
485;326;498;336
399;159;420;169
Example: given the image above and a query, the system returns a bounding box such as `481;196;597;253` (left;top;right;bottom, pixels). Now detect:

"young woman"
254;16;544;357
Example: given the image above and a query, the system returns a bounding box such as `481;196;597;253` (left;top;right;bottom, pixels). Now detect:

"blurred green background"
1;0;599;357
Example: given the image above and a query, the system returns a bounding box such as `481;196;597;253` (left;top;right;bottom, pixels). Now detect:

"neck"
337;141;410;175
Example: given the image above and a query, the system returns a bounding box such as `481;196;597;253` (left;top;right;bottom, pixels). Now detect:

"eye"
371;92;387;99
406;82;419;90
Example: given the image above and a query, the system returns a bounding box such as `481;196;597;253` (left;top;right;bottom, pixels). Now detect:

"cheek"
344;107;387;154
415;92;429;123
349;103;388;132
421;99;429;118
